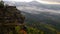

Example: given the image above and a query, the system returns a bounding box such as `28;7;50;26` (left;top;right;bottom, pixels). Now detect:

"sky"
2;0;60;4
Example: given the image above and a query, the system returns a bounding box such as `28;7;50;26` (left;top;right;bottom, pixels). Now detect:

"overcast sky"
36;0;60;4
2;0;60;4
42;0;60;2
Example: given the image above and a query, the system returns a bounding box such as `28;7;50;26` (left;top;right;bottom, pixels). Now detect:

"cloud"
3;0;33;2
36;0;60;4
4;1;15;6
42;0;60;2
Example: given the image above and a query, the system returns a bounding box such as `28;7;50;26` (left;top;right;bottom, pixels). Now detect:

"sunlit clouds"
36;0;60;4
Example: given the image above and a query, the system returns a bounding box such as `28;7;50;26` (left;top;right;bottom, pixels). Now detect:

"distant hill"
14;1;60;31
21;11;60;32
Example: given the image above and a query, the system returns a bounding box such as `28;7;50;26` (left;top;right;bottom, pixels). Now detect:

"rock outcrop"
0;1;25;34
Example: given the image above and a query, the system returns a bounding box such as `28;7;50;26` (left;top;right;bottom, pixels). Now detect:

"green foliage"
15;26;42;34
25;22;58;34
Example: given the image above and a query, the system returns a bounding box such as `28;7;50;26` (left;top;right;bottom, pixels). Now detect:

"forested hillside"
0;1;60;34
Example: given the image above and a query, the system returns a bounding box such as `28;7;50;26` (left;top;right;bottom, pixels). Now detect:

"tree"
0;0;4;8
0;1;25;34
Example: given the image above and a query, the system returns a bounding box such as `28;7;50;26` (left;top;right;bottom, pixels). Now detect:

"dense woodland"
0;1;60;34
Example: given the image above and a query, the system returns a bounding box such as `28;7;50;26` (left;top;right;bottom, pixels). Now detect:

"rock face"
0;1;25;34
0;6;25;24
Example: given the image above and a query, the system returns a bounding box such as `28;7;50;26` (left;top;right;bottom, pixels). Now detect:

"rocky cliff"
0;1;25;34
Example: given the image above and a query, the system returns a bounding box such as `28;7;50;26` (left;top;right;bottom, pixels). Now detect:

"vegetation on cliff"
0;1;60;34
